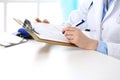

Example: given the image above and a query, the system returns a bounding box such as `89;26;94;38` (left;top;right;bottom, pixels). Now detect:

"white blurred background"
0;0;81;33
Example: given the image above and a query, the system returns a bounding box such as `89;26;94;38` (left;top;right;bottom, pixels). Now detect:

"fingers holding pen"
62;26;76;31
62;26;80;35
62;26;75;34
62;27;78;41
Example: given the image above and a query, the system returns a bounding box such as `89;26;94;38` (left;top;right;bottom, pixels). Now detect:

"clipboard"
13;18;76;47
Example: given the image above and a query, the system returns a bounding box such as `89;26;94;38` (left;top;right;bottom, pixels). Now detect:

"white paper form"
33;23;69;43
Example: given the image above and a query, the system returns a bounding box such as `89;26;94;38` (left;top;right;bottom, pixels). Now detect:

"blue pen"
75;19;85;27
62;19;85;34
75;20;90;31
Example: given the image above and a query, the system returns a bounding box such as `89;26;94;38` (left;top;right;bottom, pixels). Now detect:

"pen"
85;29;91;32
62;19;85;34
75;20;91;32
75;19;85;27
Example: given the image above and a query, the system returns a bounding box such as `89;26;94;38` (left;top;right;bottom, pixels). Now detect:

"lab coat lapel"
103;0;117;21
91;0;104;40
93;0;103;24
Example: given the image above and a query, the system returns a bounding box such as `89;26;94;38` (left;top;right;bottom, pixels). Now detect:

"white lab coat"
62;0;120;59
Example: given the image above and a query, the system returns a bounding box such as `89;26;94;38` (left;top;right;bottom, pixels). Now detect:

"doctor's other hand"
35;18;50;23
62;27;98;50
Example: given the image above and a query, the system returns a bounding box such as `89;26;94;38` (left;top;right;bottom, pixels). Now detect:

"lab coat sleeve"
107;42;120;59
61;0;93;27
61;10;84;26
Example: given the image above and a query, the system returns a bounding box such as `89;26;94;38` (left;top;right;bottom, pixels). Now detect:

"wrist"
86;39;98;50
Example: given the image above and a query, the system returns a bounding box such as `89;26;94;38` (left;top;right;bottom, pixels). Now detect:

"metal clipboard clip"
23;19;39;34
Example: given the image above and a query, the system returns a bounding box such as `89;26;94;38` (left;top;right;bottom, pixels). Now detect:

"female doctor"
62;0;120;59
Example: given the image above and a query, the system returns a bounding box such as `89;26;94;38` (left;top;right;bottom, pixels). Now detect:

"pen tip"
62;31;65;34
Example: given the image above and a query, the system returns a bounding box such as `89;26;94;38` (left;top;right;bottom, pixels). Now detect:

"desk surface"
0;40;120;80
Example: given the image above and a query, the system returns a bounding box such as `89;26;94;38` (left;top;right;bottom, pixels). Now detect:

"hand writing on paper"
62;27;98;50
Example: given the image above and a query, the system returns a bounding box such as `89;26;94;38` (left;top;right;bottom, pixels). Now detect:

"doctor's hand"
35;18;50;23
62;27;98;50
